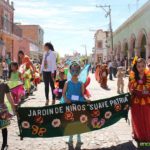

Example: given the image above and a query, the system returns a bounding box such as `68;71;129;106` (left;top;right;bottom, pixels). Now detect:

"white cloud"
71;6;98;13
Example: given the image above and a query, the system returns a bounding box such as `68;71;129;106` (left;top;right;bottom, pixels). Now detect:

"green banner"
17;93;130;138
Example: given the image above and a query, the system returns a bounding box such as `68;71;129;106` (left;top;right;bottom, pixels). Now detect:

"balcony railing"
0;17;22;37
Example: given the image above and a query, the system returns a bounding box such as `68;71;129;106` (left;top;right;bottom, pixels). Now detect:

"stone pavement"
0;74;137;150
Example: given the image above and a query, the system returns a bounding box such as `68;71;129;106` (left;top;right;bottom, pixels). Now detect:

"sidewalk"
0;74;137;150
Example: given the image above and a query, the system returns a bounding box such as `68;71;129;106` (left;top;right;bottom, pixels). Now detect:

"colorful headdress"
132;56;138;66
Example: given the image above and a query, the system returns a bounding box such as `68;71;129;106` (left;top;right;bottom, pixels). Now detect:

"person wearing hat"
116;66;125;94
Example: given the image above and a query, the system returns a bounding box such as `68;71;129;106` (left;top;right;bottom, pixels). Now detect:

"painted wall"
113;0;150;60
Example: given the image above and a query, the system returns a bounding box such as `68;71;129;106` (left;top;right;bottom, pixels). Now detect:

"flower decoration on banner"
34;115;44;124
124;104;129;110
104;111;112;119
91;109;100;118
100;118;105;126
64;111;74;121
80;115;88;124
22;121;30;129
91;118;105;129
114;104;122;112
51;119;61;128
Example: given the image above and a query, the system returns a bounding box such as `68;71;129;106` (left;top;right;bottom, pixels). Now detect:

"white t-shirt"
41;50;57;73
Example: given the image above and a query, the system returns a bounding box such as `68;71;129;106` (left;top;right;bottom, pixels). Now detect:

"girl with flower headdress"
128;57;150;142
62;62;90;147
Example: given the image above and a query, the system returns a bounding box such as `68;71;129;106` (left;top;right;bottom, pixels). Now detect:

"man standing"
108;60;113;80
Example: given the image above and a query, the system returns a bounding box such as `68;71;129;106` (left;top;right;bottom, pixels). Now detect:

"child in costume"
95;64;101;83
9;62;25;104
0;81;15;150
23;63;32;96
129;58;150;142
62;62;89;147
53;69;67;100
116;66;125;94
33;64;41;90
99;64;108;89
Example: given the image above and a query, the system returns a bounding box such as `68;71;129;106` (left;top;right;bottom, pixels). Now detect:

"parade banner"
17;93;130;138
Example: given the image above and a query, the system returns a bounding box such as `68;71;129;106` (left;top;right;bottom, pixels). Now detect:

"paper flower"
138;80;143;84
22;121;30;129
104;111;112;119
114;104;122;112
91;109;100;118
132;56;138;66
80;115;88;123
100;118;105;126
91;118;101;129
34;115;44;124
51;119;61;128
64;111;74;121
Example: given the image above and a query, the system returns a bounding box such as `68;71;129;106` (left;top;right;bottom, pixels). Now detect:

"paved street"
0;74;137;150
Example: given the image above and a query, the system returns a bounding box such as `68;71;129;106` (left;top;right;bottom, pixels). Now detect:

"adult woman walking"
41;42;57;105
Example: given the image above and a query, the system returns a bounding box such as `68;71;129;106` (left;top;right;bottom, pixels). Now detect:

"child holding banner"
129;58;150;142
0;81;16;150
54;68;67;100
62;62;88;147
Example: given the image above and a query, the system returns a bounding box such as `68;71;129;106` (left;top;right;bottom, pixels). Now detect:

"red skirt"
131;102;150;142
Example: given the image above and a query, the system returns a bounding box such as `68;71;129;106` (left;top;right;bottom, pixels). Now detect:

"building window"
97;41;103;49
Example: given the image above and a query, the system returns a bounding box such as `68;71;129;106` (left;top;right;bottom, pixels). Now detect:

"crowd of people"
94;56;150;146
0;42;150;149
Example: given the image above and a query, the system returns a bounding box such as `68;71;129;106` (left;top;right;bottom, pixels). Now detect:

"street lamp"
96;5;114;60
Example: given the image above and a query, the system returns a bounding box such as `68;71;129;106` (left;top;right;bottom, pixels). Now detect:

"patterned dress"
129;70;150;142
0;83;12;129
99;65;108;88
9;72;25;104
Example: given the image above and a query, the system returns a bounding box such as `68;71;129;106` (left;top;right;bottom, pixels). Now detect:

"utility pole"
81;44;88;64
81;44;87;57
96;5;114;60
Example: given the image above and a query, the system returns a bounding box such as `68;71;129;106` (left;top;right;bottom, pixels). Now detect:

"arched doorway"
137;29;147;59
140;34;146;59
117;42;121;60
123;42;128;59
125;43;128;57
130;34;136;58
132;40;135;57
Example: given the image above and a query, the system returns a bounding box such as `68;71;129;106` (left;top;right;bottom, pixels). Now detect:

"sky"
12;0;148;56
